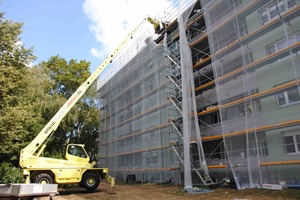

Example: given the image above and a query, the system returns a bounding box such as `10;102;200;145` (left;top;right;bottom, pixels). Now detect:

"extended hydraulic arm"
20;18;149;160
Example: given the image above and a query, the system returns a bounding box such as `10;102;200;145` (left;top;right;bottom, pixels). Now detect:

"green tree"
40;56;99;158
0;12;36;164
0;11;99;164
46;56;90;98
25;65;67;158
0;162;23;183
73;83;100;155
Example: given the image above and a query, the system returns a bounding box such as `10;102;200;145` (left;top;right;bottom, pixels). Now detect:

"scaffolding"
200;0;300;189
97;0;300;189
165;0;214;189
97;26;182;184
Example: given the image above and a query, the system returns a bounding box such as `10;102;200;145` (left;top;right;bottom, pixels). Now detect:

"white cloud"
90;47;103;58
15;40;23;47
82;0;173;60
14;40;34;67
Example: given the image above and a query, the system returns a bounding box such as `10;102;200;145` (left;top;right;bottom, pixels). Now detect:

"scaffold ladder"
169;119;183;138
171;142;214;186
165;27;214;187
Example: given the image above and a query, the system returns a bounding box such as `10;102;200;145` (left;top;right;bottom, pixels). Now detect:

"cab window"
68;145;87;158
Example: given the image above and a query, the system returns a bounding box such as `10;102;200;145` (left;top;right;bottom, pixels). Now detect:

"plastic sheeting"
97;0;300;189
97;27;182;183
178;0;211;189
200;0;300;189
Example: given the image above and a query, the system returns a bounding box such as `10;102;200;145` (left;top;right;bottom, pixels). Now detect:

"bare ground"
47;181;300;200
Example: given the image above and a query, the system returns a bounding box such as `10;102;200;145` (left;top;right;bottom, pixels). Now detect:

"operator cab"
65;144;90;163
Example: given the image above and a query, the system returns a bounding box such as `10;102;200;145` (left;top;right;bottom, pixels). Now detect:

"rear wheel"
80;172;100;191
34;173;53;184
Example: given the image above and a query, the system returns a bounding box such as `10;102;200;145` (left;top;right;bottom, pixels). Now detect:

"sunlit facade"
97;0;300;189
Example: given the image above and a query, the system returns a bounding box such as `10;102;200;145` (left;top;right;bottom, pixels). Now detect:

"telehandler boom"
19;17;156;190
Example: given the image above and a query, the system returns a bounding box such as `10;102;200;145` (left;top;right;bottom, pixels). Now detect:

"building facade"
97;0;300;189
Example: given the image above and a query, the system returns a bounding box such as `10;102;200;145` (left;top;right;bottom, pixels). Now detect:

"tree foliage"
39;56;99;158
0;162;23;183
0;12;36;163
46;56;90;98
0;12;99;164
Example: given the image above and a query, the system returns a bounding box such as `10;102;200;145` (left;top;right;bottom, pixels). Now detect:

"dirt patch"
47;181;300;200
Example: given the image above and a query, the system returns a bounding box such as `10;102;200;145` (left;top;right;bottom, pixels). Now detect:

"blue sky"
1;0;173;73
2;0;101;72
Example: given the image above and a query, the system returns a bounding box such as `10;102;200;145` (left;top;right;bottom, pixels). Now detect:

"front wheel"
80;172;100;191
34;173;53;184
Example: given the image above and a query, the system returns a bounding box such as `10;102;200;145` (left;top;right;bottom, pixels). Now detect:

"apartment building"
97;0;300;189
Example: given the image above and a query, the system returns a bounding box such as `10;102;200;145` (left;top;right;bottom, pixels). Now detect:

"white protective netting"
97;26;182;183
201;0;300;189
178;0;211;189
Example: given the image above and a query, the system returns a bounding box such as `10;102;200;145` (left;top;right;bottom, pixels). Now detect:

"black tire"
34;173;53;184
80;172;100;191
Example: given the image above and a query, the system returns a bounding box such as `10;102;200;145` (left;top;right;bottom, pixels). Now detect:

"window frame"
267;34;299;55
260;0;296;25
148;94;157;109
276;85;300;108
145;131;158;142
282;129;300;154
145;152;159;166
67;145;88;158
239;101;261;116
211;111;221;124
147;78;155;92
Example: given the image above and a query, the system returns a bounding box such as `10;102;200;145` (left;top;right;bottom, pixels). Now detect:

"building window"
146;78;155;92
133;85;141;98
267;33;300;55
276;85;300;107
145;131;157;142
145;152;159;166
282;129;300;154
267;45;276;55
148;95;157;109
134;105;141;115
204;139;225;160
240;101;261;116
211;111;221;124
124;136;134;145
249;132;269;156
260;0;296;25
147;62;153;71
145;112;158;128
241;104;252;116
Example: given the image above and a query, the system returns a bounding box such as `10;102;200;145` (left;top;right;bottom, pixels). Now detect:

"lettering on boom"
67;90;82;107
44;121;55;134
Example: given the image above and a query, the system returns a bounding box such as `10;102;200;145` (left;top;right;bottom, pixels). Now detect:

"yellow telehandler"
19;17;158;191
